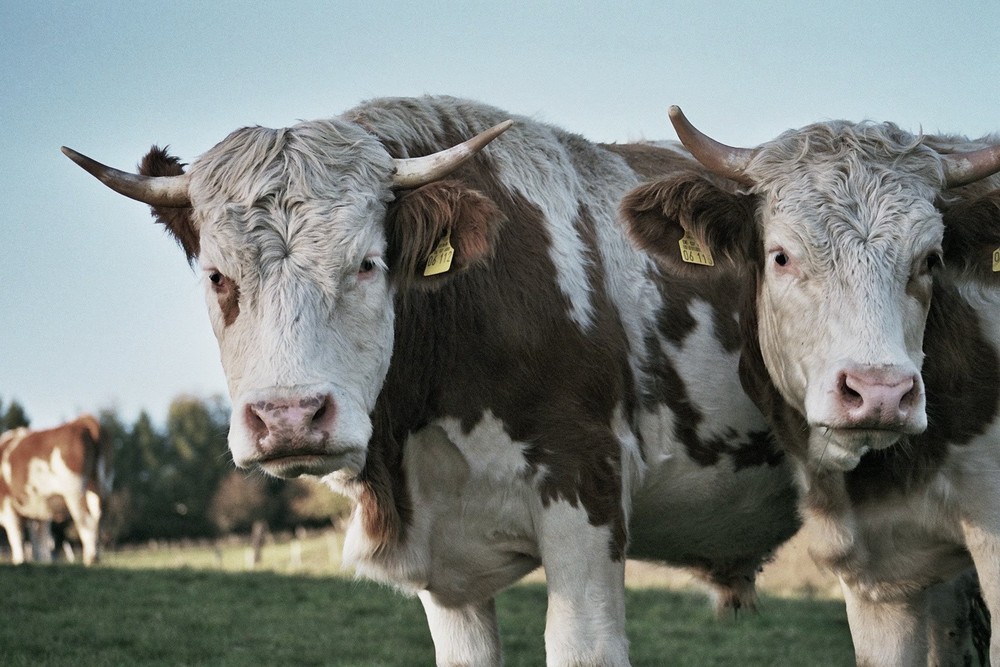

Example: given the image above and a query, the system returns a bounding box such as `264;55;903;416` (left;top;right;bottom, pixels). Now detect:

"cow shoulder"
940;188;1000;286
620;172;759;275
139;147;199;262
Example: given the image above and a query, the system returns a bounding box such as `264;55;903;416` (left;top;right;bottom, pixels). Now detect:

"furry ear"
138;146;198;263
385;180;505;290
940;189;1000;286
620;173;758;275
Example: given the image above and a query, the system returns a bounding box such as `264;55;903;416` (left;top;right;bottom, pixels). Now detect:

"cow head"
622;108;1000;471
63;118;511;480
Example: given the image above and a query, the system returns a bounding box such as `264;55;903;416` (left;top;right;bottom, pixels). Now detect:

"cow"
0;414;112;565
621;106;1000;666
62;96;800;666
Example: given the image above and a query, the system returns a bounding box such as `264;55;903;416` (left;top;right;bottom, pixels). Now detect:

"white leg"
64;491;101;565
961;519;1000;665
841;579;927;667
419;591;501;667
538;501;629;667
0;500;25;565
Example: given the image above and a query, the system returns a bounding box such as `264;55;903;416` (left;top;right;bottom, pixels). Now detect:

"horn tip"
668;105;683;118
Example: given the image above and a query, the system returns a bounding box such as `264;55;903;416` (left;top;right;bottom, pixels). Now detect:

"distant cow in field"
0;415;112;565
622;106;1000;666
62;95;800;665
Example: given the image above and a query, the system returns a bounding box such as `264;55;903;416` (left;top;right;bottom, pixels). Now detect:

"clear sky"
2;1;999;428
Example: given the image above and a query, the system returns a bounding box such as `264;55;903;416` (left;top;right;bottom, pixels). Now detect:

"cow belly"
628;455;799;566
343;416;542;606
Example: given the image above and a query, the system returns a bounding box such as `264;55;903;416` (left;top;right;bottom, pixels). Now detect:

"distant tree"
159;395;231;538
0;398;30;431
283;478;353;527
208;471;269;534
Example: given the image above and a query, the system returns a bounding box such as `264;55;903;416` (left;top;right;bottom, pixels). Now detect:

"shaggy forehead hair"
189;119;397;210
746;121;947;265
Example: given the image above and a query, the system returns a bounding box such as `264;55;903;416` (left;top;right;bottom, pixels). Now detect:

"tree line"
0;395;350;545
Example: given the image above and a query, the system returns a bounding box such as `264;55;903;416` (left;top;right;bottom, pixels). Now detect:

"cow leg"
538;501;629;667
27;520;53;563
960;519;1000;664
0;502;26;565
418;591;501;667
64;491;101;565
841;580;928;667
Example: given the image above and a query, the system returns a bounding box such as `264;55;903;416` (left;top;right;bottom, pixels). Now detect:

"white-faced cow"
62;96;800;666
622;106;1000;667
0;415;112;565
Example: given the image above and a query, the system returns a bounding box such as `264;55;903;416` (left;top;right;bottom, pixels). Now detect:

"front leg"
960;519;1000;665
538;500;629;667
841;580;928;667
419;591;502;667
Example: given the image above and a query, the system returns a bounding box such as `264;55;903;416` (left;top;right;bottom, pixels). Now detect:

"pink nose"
243;393;336;449
834;366;921;429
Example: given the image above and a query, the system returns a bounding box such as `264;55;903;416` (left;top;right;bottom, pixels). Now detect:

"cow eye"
359;258;376;274
207;271;229;292
774;252;789;267
925;252;942;273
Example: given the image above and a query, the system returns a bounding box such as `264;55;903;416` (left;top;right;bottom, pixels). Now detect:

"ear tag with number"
678;232;714;267
992;247;1000;272
423;231;455;276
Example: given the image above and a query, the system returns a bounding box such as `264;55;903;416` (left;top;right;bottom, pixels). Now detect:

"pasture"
0;530;854;666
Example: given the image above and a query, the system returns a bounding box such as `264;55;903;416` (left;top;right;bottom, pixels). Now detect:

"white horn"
668;106;756;186
62;146;192;207
391;120;513;189
941;144;1000;189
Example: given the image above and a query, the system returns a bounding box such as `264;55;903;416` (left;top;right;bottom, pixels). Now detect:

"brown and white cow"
63;96;799;666
622;107;1000;666
0;414;112;565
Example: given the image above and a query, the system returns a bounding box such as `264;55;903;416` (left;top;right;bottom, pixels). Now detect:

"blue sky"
2;1;999;427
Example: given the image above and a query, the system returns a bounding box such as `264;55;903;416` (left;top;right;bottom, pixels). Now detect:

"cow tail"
81;416;113;498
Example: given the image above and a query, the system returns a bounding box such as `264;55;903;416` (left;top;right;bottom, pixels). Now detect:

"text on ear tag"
424;232;455;276
679;232;714;266
992;247;1000;272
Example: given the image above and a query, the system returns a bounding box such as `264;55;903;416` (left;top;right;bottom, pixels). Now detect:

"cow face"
64;119;508;480
623;111;1000;471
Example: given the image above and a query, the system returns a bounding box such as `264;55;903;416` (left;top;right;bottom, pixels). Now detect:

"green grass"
0;558;853;666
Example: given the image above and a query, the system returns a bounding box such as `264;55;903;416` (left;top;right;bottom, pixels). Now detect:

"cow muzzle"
229;384;367;478
807;363;927;470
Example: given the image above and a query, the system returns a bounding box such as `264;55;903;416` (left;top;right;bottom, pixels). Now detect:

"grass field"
1;529;854;666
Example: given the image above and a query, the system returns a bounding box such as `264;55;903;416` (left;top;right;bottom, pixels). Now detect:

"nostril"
246;404;269;440
309;394;336;431
899;377;920;411
838;374;864;408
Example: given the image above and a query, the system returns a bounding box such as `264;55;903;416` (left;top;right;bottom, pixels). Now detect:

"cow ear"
138;146;199;263
385;180;505;290
620;173;757;275
940;189;1000;285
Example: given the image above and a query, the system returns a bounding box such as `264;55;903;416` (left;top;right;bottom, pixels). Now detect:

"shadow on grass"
0;564;852;666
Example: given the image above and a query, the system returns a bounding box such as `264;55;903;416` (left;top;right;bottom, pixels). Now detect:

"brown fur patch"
620;173;759;277
600;143;699;180
138;147;199;262
386;180;505;291
940;189;1000;286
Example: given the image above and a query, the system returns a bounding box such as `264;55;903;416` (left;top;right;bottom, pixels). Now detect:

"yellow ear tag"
992;247;1000;272
678;232;715;266
423;231;455;277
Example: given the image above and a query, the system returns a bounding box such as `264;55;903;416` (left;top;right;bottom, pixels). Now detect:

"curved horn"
391;120;514;189
941;144;1000;189
61;146;191;207
668;106;756;186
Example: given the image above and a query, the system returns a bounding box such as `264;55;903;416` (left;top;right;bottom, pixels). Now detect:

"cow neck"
358;175;637;558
